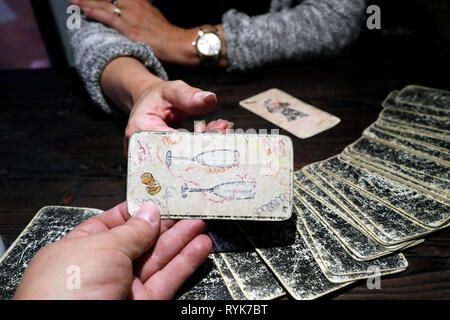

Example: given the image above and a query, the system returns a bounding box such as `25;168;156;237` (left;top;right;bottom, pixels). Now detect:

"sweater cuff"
222;9;258;72
78;41;168;114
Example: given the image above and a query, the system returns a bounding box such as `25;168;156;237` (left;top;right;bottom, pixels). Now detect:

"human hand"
72;0;200;64
124;77;232;152
14;202;212;300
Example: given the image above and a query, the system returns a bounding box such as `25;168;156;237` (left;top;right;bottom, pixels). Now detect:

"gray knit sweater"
70;0;368;113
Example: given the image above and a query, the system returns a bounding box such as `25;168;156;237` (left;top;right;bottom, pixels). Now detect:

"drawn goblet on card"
166;149;240;168
181;181;256;200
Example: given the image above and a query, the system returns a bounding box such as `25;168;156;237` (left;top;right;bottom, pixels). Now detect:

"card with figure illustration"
127;131;293;220
239;88;340;139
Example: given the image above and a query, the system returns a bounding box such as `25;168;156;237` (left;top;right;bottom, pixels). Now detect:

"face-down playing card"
396;85;450;111
304;164;431;245
294;198;408;283
237;217;353;300
293;173;408;261
127;131;293;220
320;157;450;229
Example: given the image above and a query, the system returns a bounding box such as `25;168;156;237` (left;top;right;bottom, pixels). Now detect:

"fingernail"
194;91;216;101
135;203;159;224
227;122;234;129
82;7;90;13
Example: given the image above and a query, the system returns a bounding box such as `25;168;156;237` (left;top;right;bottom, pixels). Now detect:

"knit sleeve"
69;16;168;114
222;0;368;72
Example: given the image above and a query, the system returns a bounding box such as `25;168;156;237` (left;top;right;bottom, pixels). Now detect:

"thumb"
105;203;161;260
162;80;217;115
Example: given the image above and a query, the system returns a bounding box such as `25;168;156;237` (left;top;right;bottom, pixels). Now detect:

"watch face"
197;32;221;56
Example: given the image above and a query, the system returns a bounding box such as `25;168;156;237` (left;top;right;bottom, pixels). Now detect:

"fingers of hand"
205;119;233;133
135;219;206;282
143;234;212;299
106;203;161;260
194;120;206;133
76;0;128;32
162;80;217;115
65;202;129;239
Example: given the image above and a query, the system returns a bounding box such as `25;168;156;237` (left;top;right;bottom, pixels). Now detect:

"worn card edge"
397;85;450;112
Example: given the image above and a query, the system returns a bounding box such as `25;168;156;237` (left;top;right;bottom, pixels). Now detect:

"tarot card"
239;88;340;139
211;254;247;300
293;174;402;261
218;250;286;300
207;220;285;300
176;256;233;300
207;220;254;252
320;157;450;228
0;206;102;300
349;138;450;181
379;92;450;137
340;151;450;202
303;164;426;249
396;85;450;111
237;218;353;300
312;164;432;242
344;145;450;198
380;108;450;133
0;206;230;301
384;90;450;118
376;117;449;140
127;131;293;220
363;126;450;164
372;122;450;153
294;199;409;283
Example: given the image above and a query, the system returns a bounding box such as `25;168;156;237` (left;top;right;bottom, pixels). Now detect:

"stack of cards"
205;85;449;300
285;85;449;297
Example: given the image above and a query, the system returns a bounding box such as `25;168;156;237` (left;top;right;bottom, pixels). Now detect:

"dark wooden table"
1;53;449;299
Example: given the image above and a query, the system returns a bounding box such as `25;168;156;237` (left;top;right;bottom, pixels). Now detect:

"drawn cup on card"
166;149;240;168
181;181;255;200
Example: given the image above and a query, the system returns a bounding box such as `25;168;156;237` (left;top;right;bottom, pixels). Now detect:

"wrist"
101;57;164;112
128;72;164;106
172;27;201;65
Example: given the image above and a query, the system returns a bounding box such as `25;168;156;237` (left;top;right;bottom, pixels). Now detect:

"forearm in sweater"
222;0;368;71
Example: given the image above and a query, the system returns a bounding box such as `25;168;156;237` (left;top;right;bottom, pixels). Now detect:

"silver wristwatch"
192;28;222;64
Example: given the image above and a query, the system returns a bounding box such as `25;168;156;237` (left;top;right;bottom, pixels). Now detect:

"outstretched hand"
14;202;212;300
124;78;232;152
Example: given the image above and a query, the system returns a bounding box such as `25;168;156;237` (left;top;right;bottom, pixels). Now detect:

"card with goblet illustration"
127;131;293;220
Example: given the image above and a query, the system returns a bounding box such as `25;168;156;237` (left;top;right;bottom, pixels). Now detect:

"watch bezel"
192;28;222;62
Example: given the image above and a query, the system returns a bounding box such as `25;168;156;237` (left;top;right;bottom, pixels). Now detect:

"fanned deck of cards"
213;84;448;299
1;85;449;300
